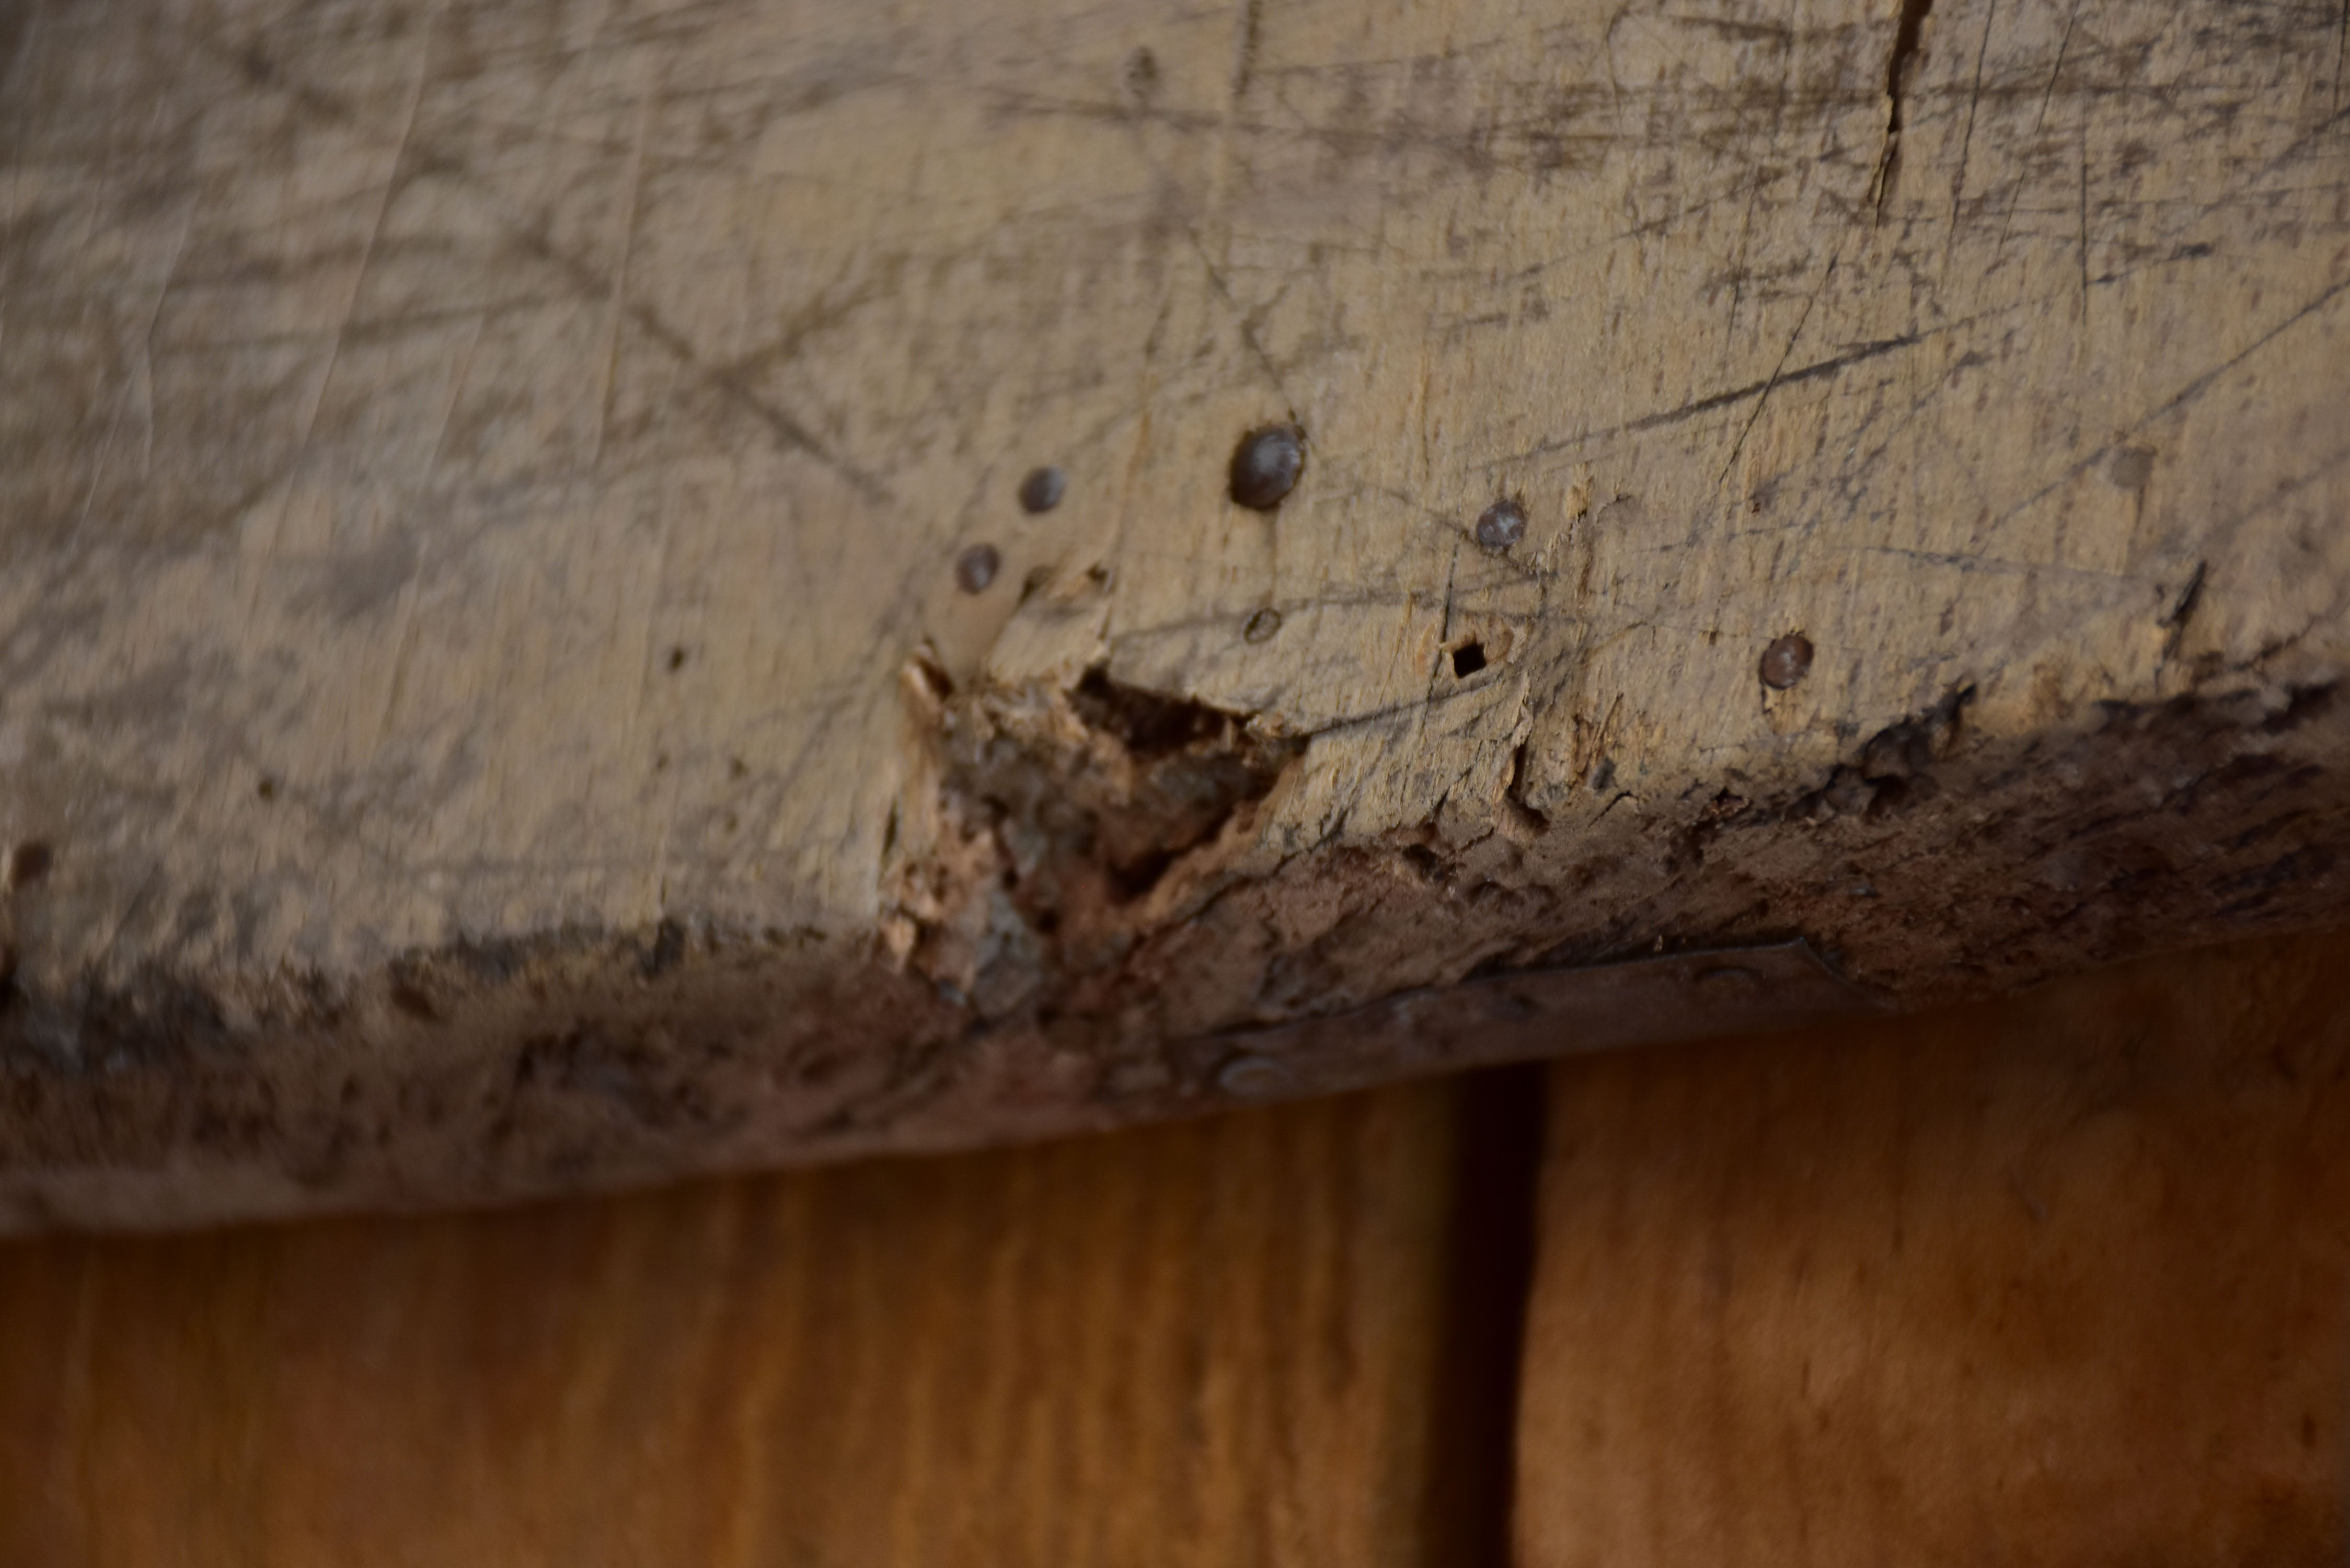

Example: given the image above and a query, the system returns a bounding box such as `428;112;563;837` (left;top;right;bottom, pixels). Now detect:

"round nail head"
955;544;1001;594
1018;466;1066;514
1759;633;1815;690
1475;498;1527;551
1229;425;1305;511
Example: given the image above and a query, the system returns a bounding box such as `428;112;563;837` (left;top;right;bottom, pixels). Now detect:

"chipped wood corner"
3;0;2347;1227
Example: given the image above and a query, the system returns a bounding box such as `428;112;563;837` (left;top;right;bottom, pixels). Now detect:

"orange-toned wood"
1516;927;2350;1568
0;1080;1522;1568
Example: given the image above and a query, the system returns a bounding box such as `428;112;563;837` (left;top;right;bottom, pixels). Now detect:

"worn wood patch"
3;0;2348;1220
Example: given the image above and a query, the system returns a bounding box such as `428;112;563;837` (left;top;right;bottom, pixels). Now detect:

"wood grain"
1516;924;2350;1568
0;1078;1524;1568
5;0;2350;1219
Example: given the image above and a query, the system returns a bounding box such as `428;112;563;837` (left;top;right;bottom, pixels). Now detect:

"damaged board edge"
3;667;2348;1232
0;938;1872;1233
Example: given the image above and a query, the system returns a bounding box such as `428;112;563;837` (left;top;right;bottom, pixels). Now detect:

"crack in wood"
1874;0;1939;212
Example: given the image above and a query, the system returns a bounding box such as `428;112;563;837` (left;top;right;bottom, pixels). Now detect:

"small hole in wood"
1453;641;1488;677
388;982;441;1022
7;843;52;887
1124;46;1159;96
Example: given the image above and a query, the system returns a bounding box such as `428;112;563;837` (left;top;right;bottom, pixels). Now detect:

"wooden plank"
5;0;2349;1221
1515;925;2350;1567
0;1078;1526;1567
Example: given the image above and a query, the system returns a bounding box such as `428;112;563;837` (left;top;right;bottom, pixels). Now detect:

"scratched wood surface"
0;1077;1531;1568
5;0;2350;1223
1516;921;2350;1568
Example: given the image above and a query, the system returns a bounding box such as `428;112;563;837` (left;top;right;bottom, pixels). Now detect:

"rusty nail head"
955;544;1001;594
1759;633;1814;690
1018;466;1066;514
1475;498;1527;551
1229;425;1305;511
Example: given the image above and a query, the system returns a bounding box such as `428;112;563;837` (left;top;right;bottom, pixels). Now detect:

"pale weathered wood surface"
5;0;2350;1221
0;1079;1524;1567
1517;923;2350;1567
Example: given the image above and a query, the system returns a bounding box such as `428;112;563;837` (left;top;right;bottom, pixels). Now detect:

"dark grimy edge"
3;673;2345;1231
